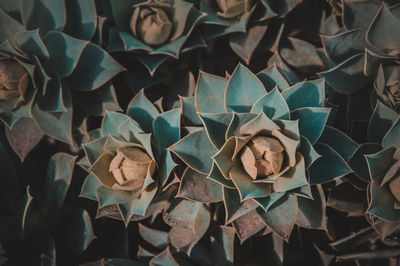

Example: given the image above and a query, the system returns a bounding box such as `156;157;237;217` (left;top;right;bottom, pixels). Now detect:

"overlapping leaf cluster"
1;0;400;265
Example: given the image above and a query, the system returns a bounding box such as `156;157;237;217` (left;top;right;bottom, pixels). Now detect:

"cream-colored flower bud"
240;136;284;179
130;6;172;46
109;147;155;190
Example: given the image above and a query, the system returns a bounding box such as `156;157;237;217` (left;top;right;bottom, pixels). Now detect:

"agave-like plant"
346;101;400;237
106;0;206;75
79;90;181;226
0;0;125;160
200;0;302;63
319;0;400;131
170;63;354;242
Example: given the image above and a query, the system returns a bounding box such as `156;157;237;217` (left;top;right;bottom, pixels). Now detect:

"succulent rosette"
170;64;353;242
200;0;302;63
107;0;206;75
0;0;125;159
79;90;181;225
346;101;400;237
319;1;400;129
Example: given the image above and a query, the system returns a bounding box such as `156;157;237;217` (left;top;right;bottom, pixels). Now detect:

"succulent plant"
346;101;400;238
319;1;400;133
0;140;94;264
170;63;354;242
107;0;206;75
79;90;181;225
0;0;125;159
200;0;302;63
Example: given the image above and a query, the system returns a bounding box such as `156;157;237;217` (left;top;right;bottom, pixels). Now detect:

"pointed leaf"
258;194;297;241
282;79;325;111
368;101;399;143
42;153;76;217
291;107;330;144
225;64;266;112
200;112;233;149
127;90;159;133
170;129;216;174
5;117;44;161
64;0;97;40
65;43;125;91
296;185;326;230
21;0;66;35
251;87;290;120
309;143;352;184
178;167;223;203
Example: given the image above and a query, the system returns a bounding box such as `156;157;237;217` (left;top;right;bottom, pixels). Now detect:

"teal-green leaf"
31;92;73;144
382;118;400;150
207;162;235;189
0;7;24;42
21;0;66;35
298;136;320;169
200;112;233;149
153;108;181;155
318;53;372;94
226;112;258;138
110;0;136;32
309;143;352;184
321;29;365;64
80;173;102;201
257;194;297;241
65;42;125;91
118;184;157;223
366;4;400;54
96;186;132;207
101;111;128;137
365;148;396;184
319;126;359;161
180;96;202;126
282;79;325;111
126;89;159;133
369;101;399;142
296;185;326;230
291;107;330;144
169;129;217;174
251;87;290;120
348;143;382;181
225;64;266;112
42;153;76;217
64;0;97;41
82;136;108;165
343;0;380;30
134;53;168;76
45;31;88;77
256;65;289;92
15;29;49;59
239;112;280;135
223;187;258;223
195;71;227;113
368;181;400;221
229;24;268;64
138;223;168;250
273;153;308;192
254;192;285;211
229;164;271;201
178;167;223;203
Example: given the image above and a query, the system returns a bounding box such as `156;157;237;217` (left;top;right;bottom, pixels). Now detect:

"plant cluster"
1;0;400;265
